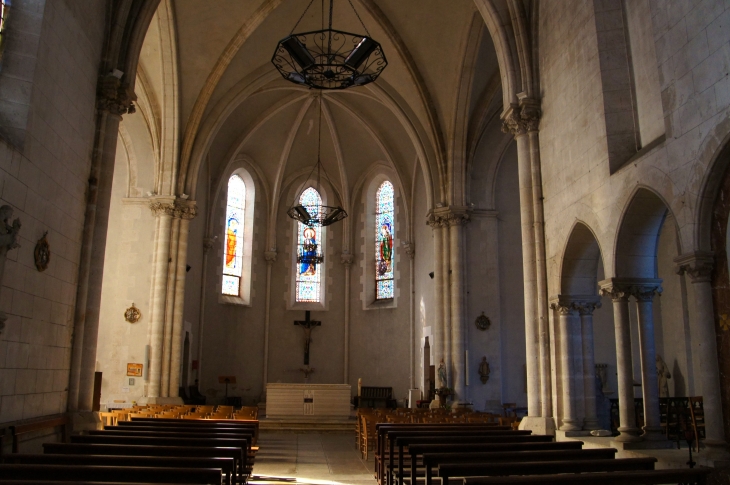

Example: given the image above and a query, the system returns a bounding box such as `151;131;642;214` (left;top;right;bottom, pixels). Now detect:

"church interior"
1;0;730;482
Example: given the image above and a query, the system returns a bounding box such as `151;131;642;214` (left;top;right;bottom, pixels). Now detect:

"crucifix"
294;311;321;366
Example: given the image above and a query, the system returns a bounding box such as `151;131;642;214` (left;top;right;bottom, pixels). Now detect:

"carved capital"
445;212;470;226
149;200;176;217
576;300;602;316
426;213;447;228
629;284;662;301
97;74;136;116
675;251;714;283
427;207;471;228
403;241;415;259
340;253;354;266
501;101;541;136
175;201;198;220
550;299;578;316
264;251;277;264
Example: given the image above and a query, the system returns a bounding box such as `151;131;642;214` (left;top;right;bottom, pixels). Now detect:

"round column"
427;218;445;384
579;301;601;430
160;215;181;397
632;284;665;441
341;253;354;383
553;301;581;431
448;213;469;403
147;199;175;398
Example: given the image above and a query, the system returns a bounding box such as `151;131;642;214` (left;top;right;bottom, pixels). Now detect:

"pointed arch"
560;221;605;296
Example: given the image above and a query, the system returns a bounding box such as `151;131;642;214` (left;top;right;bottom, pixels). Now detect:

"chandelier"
287;95;348;228
272;0;387;90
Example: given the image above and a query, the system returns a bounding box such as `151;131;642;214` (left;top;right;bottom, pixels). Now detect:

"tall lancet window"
375;181;395;300
222;174;246;296
296;187;323;303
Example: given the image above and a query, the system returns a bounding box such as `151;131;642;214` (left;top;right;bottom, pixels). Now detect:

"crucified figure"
294;311;321;366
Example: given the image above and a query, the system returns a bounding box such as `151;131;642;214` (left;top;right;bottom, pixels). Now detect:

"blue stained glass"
222;175;245;296
375;181;394;299
296;187;322;303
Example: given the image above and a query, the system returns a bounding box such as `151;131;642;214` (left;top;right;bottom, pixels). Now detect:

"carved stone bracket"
203;237;216;254
550;295;601;316
264;251;278;265
403;241;415;259
675;251;714;283
501;98;541;136
97;74;136;116
340;253;354;266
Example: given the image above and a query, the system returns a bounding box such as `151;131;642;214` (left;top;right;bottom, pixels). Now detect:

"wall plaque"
127;363;143;377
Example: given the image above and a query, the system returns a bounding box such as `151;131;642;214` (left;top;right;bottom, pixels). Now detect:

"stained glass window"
0;1;8;37
222;175;246;296
375;181;394;299
296;187;323;303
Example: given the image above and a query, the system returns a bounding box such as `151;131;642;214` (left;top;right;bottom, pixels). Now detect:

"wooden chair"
360;414;377;459
98;412;116;427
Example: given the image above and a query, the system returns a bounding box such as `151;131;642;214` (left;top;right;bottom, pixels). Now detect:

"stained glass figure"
222;175;246;296
375;181;394;299
296;187;323;302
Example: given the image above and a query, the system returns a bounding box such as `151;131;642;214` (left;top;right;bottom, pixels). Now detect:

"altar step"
259;418;356;433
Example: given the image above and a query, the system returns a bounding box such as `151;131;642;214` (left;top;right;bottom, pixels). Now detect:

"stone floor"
250;431;377;485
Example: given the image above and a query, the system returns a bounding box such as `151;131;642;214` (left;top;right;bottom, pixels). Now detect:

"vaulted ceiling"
131;0;504;211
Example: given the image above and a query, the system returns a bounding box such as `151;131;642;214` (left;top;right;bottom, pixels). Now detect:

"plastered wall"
0;0;105;423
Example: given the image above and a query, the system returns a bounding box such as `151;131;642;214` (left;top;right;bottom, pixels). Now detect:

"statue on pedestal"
0;205;21;334
656;354;672;398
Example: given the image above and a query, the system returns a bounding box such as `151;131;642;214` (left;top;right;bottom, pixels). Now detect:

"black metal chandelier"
272;0;387;90
287;95;348;229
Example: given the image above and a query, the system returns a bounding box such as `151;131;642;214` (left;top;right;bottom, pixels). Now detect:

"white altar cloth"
266;383;351;418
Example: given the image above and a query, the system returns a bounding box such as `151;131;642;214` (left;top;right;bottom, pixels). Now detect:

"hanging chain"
316;95;323;195
291;0;317;34
347;0;371;37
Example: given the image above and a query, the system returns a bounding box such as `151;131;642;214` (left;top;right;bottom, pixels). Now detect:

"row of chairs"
100;404;259;426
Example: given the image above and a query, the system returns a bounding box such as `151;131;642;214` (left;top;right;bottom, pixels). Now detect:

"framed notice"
127;363;143;377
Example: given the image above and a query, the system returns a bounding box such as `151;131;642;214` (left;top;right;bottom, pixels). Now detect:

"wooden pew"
9;415;69;453
382;431;544;485
69;435;249;480
405;441;585;484
375;424;517;485
1;453;236;485
436;458;658;485
459;468;712;484
127;417;259;441
0;464;222;484
417;449;618;485
43;442;246;482
0;482;188;485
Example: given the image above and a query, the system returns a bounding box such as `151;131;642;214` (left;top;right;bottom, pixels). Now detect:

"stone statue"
656;354;671;398
0;205;21;334
437;358;447;388
478;356;491;384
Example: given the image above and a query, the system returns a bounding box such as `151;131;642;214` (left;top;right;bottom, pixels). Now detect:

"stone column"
675;252;727;446
405;242;416;390
169;203;196;397
599;281;641;441
262;251;277;392
196;237;215;386
448;209;469;404
630;281;664;441
578;300;601;430
427;216;445;383
69;76;135;411
341;252;354;383
147;198;176;398
503;107;540;416
551;298;581;431
161;216;181;397
441;220;452;387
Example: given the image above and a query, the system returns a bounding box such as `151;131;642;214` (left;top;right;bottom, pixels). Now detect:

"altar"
266;383;351;418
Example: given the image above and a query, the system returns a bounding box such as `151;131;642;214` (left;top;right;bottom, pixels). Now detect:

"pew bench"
356;386;397;409
0;464;222;484
436;458;658;485
1;453;236;485
408;448;618;485
127;417;259;441
459;467;712;485
8;415;69;453
44;442;247;482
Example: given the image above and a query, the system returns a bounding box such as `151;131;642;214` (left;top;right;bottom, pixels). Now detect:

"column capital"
340;252;354;266
501;98;541;136
674;251;714;283
550;295;601;315
175;200;198;220
426;206;471;227
97;74;136;116
599;278;662;301
149;197;177;217
148;197;198;219
264;251;277;264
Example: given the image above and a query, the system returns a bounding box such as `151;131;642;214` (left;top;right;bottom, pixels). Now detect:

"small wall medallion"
34;231;50;272
475;312;490;331
124;303;141;323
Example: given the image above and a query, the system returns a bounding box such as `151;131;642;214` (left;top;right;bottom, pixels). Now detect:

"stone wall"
0;0;105;423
